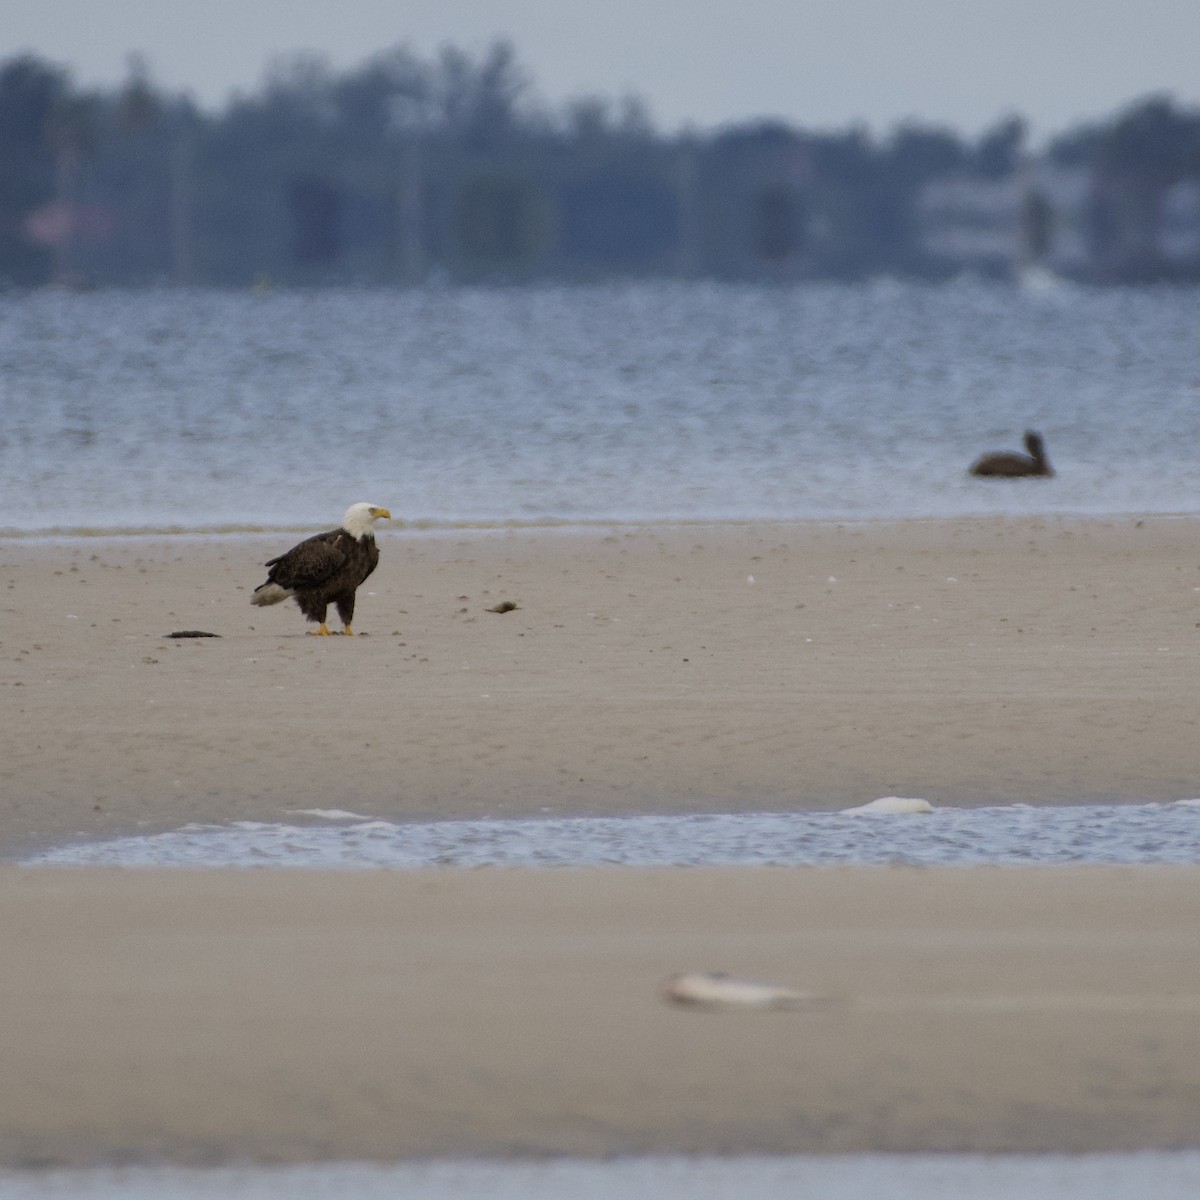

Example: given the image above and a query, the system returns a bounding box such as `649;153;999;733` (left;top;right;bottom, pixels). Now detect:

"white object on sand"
661;971;828;1011
842;796;935;815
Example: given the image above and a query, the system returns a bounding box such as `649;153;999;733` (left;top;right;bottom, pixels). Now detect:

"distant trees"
0;44;1198;287
974;116;1026;179
1087;96;1200;280
0;55;68;283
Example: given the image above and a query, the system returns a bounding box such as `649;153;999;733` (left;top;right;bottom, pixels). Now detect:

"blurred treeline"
2;42;1199;288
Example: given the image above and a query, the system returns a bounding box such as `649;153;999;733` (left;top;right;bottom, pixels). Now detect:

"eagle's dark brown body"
251;503;389;635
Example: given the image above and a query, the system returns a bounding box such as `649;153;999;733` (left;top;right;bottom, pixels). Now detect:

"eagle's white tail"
251;582;292;607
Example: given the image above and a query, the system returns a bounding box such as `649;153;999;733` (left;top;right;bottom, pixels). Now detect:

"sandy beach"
2;515;1200;1164
3;865;1200;1166
3;516;1199;848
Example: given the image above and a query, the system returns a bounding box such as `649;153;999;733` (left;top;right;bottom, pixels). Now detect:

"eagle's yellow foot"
307;623;333;636
342;625;355;636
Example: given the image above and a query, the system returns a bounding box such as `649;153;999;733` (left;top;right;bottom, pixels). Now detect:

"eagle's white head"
342;503;392;540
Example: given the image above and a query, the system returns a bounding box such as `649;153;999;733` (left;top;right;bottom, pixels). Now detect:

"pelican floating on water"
969;430;1054;478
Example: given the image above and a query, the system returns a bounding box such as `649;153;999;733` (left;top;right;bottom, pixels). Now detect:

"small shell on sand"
661;971;829;1011
842;796;935;815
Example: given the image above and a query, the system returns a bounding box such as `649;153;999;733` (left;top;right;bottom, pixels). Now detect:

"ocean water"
20;802;1200;869
0;279;1197;535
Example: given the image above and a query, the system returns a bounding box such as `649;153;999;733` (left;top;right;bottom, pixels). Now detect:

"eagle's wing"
264;530;348;590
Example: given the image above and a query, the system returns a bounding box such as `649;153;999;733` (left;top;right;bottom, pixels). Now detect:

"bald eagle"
969;430;1054;478
251;503;391;635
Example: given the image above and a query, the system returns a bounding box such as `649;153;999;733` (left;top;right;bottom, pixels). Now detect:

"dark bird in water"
251;503;391;635
968;430;1054;478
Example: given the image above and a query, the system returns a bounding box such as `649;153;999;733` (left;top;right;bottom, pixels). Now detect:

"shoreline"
3;505;1200;536
2;516;1200;854
3;514;1199;851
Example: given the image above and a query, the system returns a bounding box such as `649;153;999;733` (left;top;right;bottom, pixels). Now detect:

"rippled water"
1;281;1197;534
4;1152;1200;1200
21;803;1200;869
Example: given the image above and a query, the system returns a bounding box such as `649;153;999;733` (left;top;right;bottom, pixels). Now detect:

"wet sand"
2;865;1200;1165
2;516;1199;1164
2;516;1199;852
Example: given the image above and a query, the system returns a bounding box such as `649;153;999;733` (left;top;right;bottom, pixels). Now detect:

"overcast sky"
6;0;1198;141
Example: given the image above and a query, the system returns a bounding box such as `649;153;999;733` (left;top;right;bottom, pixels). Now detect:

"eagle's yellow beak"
371;507;392;520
